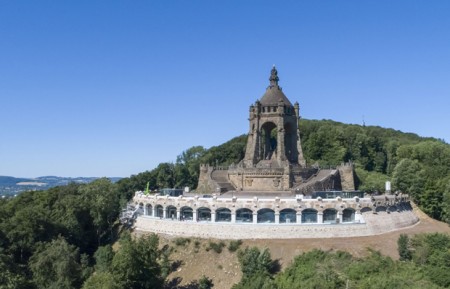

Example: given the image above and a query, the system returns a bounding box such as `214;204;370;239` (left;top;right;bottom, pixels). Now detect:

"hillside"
156;204;450;289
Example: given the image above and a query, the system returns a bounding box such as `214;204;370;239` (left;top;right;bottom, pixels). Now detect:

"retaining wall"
134;209;419;239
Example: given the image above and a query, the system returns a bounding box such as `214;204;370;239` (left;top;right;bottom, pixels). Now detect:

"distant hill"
0;175;122;197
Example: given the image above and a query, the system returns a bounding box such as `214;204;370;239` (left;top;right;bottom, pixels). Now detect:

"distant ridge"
0;175;122;196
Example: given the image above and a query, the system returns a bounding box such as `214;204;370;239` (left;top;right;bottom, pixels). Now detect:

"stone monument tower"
196;67;354;194
243;66;306;168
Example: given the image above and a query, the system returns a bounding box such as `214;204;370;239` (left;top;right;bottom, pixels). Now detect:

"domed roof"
259;66;293;106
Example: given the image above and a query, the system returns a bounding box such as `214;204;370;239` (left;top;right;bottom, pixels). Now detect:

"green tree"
237;247;273;278
29;237;83;289
94;245;114;273
110;234;164;289
398;234;412;261
392;158;424;196
82;272;121;289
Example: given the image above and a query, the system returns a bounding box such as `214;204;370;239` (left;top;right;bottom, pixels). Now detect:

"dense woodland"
1;119;449;288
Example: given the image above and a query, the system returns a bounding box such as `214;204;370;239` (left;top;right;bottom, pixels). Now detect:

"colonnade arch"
166;205;177;220
257;208;275;223
181;206;193;220
198;207;211;221
155;205;164;218
137;201;376;225
342;208;355;222
236;208;253;223
280;208;296;223
216;208;231;222
323;208;337;223
146;204;152;216
302;209;318;223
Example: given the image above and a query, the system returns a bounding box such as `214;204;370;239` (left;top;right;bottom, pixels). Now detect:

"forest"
0;119;449;288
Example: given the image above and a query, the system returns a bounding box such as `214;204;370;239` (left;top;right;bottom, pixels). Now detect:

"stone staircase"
293;169;339;195
210;169;235;193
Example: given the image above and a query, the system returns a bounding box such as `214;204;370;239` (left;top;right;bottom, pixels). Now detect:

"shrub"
207;241;225;254
228;240;243;252
173;237;191;247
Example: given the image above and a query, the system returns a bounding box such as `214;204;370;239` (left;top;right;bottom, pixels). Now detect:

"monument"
197;66;355;195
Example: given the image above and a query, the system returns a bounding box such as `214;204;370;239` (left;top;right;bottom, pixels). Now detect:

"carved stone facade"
197;67;355;194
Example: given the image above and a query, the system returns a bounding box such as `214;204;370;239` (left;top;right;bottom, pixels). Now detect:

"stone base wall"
134;210;419;239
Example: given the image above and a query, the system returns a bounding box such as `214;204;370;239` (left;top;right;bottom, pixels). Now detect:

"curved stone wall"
132;192;418;239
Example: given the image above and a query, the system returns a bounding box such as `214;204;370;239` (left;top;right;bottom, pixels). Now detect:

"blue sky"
1;1;449;178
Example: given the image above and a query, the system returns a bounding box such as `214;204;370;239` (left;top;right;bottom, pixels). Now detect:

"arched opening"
198;207;211;221
284;122;295;162
146;204;153;216
236;208;253;223
260;122;277;160
375;206;387;213
181;206;193;221
166;205;177;220
280;209;296;223
155;205;164;218
360;207;372;214
323;209;337;223
138;203;144;215
342;208;355;222
257;208;275;223
302;209;318;223
216;208;231;222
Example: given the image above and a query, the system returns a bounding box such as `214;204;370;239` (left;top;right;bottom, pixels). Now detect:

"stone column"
317;212;323;224
211;211;216;223
275;212;280;224
176;209;180;220
153;206;157;217
253;212;258;224
296;212;302;224
355;210;362;223
193;210;197;222
163;207;167;219
337;211;343;223
231;211;236;223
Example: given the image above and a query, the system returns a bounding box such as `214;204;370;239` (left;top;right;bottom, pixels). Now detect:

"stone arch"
302;208;318;223
181;206;193;221
257;208;275;223
360;207;372;214
166;205;177;219
216;207;231;222
342;208;355;222
155;205;164;218
323;208;337;223
146;204;153;216
198;207;211;221
280;208;296;223
376;206;387;213
388;205;398;212
284;121;296;162
138;203;144;215
236;208;253;223
260;122;277;160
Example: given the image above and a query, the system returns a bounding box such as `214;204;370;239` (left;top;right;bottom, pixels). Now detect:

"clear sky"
1;1;449;178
